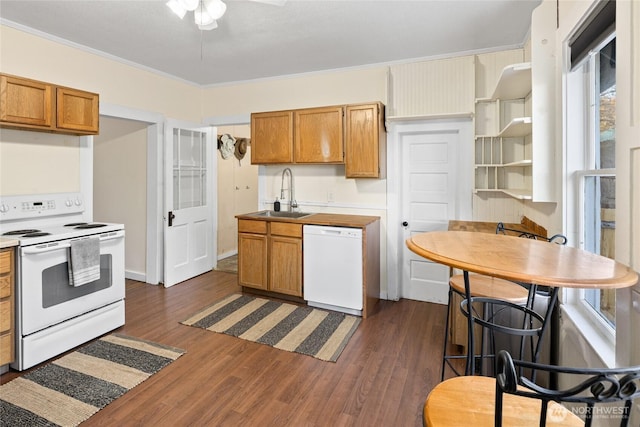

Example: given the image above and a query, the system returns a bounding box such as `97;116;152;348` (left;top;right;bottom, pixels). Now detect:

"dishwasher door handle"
321;229;343;235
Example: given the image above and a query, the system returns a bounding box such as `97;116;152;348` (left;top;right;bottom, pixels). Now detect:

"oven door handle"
21;231;125;255
98;231;125;242
22;243;71;254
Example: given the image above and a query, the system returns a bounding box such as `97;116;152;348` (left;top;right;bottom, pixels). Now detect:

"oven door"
18;230;125;335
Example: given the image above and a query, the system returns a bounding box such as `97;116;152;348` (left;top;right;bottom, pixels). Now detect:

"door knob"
168;211;175;227
402;221;409;227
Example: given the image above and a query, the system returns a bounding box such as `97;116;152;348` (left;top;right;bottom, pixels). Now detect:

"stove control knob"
0;204;8;213
65;199;73;207
75;198;83;207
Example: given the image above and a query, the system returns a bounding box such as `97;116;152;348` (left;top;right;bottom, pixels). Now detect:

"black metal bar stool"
425;350;640;427
441;223;567;380
441;273;528;379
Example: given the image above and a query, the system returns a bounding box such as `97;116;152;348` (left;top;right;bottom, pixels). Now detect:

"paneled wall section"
389;56;475;117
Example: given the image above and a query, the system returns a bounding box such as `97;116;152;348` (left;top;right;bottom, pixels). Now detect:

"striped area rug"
0;334;184;427
181;293;361;362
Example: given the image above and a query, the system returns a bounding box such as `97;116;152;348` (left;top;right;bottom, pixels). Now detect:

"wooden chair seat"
423;376;583;426
449;274;528;304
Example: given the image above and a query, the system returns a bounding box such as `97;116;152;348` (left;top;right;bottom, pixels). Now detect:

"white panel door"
164;121;215;287
401;129;462;303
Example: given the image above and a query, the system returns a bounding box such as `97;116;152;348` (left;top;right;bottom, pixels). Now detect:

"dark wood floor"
2;270;448;426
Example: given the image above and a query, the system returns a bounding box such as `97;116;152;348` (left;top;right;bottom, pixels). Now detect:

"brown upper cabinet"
0;73;99;135
294;106;344;164
251;102;386;178
251;110;294;164
345;102;386;179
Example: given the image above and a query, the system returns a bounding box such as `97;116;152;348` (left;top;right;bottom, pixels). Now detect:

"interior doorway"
94;116;149;282
216;124;259;263
387;118;473;302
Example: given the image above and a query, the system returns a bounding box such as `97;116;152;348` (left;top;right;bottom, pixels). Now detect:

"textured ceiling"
0;0;541;86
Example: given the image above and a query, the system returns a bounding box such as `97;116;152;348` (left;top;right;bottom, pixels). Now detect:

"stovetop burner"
2;229;41;236
22;232;51;238
2;221;124;246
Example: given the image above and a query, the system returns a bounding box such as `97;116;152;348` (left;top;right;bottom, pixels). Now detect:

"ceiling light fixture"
167;0;226;30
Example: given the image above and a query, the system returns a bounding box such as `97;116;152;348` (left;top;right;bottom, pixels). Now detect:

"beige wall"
0;24;204;278
216;125;258;258
202;67;388;116
203;67;391;290
0;26;202;121
93;117;148;278
1;21;560;296
0;128;80;195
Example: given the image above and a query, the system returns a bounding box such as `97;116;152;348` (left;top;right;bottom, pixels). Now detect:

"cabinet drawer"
0;276;10;299
238;219;267;234
0;299;11;333
0;332;14;365
0;250;11;274
270;222;302;238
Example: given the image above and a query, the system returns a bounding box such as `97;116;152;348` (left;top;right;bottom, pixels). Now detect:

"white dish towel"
68;236;101;286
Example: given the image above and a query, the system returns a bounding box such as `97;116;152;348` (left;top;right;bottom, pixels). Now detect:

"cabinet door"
0;249;14;365
0;74;53;128
251;111;294;164
269;235;302;297
294;106;344;163
238;233;268;290
56;87;99;134
345;103;385;178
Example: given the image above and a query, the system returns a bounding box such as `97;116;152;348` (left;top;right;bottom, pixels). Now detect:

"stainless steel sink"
254;211;312;219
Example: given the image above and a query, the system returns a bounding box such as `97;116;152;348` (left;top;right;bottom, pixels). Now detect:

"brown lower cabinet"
238;219;303;297
0;248;15;365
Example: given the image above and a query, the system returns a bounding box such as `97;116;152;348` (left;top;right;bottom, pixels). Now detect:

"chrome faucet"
280;168;297;211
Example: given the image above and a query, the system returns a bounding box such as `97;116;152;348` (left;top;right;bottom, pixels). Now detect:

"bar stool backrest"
496;350;640;427
496;222;568;246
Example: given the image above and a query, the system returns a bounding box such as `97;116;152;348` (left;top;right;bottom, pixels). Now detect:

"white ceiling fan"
167;0;286;30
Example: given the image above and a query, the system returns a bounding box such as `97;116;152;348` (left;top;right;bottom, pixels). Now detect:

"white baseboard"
125;270;147;283
218;250;238;261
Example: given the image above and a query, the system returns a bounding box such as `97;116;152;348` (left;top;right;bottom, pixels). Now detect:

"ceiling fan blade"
249;0;287;6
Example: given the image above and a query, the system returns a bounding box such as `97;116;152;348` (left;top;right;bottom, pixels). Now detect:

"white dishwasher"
303;225;363;316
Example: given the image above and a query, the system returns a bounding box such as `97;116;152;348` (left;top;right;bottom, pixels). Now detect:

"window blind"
569;0;616;71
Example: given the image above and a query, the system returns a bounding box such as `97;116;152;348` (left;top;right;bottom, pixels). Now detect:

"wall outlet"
327;191;335;202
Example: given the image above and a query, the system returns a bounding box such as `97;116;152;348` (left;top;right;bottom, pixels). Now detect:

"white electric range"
0;193;125;371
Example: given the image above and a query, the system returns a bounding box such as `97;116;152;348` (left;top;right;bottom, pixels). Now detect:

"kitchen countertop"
0;237;19;249
236;211;380;228
448;216;547;237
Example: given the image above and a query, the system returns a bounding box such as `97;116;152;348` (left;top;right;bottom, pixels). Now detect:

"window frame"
562;29;617;367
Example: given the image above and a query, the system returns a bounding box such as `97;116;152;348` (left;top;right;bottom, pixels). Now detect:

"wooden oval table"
406;231;639;375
